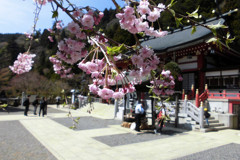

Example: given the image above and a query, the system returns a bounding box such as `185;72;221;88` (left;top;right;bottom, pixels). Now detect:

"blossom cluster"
52;9;104;67
11;0;183;100
24;32;33;39
71;9;104;29
79;56;134;99
9;53;36;75
116;1;168;37
49;57;74;78
130;46;159;78
151;70;177;96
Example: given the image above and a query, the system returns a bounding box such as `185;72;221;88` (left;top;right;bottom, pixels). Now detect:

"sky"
0;0;126;34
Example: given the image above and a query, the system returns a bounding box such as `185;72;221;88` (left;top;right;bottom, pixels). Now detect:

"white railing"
118;99;124;107
93;98;101;103
183;100;204;128
186;102;200;122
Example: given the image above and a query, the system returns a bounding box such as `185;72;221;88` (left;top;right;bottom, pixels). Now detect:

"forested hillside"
0;0;239;97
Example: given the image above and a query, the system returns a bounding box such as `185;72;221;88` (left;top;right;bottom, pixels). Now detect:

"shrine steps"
195;117;229;132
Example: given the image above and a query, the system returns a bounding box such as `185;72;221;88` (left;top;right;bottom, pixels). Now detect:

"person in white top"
135;103;144;132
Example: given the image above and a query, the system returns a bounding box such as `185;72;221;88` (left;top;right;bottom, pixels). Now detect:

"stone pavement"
1;103;240;160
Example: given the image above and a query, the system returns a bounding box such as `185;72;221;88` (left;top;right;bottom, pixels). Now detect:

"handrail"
187;91;194;100
208;92;240;99
199;90;208;102
118;99;124;107
186;102;200;123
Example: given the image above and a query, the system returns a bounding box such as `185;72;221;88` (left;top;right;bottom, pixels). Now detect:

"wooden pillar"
191;85;194;98
199;102;204;128
195;89;199;108
151;97;155;126
137;92;141;103
174;94;179;127
197;54;205;93
229;102;233;114
182;89;185;100
141;92;145;100
123;94;127;117
223;90;226;99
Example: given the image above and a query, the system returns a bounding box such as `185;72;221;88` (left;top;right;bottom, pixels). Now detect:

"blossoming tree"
9;0;235;102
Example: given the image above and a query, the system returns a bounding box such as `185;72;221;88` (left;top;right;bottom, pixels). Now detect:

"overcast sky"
0;0;126;34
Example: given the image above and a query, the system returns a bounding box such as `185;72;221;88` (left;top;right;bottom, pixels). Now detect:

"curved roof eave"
141;19;225;53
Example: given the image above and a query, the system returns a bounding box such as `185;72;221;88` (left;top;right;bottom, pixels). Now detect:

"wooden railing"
199;90;208;102
208;91;240;99
182;85;195;100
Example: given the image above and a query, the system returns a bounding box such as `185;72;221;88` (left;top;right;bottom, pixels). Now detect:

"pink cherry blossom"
113;54;121;61
131;55;143;67
127;84;136;93
113;91;124;99
169;75;174;81
139;46;154;59
169;80;175;86
48;28;55;33
137;1;150;15
72;9;83;18
85;62;98;72
9;53;36;75
81;14;94;28
67;21;80;34
78;62;87;72
161;70;170;78
56;22;62;29
129;70;142;78
124;6;135;16
157;3;165;12
98;88;114;99
76;32;86;40
147;9;160;22
89;84;99;94
153;89;162;96
178;75;183;81
48;36;54;42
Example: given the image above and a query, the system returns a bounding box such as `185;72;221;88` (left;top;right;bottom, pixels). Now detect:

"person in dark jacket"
32;96;39;115
23;95;31;116
56;96;60;108
204;108;211;127
39;97;47;117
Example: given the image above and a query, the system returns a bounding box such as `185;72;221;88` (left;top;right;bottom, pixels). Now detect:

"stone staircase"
195;116;229;132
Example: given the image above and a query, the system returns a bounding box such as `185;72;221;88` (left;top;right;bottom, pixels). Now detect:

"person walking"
23;95;31;116
204;108;211;128
135;102;144;132
56;96;60;108
32;96;39;115
39;97;47;117
155;105;167;135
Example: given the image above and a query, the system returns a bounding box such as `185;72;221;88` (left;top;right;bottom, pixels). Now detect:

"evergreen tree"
40;29;50;47
6;36;20;64
60;29;67;39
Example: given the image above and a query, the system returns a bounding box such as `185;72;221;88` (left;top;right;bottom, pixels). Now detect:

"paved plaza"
1;103;240;160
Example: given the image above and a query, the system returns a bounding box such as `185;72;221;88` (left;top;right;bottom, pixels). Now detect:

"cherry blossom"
97;88;114;99
9;53;36;75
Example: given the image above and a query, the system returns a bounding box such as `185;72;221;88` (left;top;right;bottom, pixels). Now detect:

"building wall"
208;99;229;113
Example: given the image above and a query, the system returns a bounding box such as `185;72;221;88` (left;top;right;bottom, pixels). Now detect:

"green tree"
6;36;20;64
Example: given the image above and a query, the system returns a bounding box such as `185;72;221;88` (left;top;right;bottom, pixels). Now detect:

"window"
206;75;239;89
182;73;195;92
214;77;221;86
